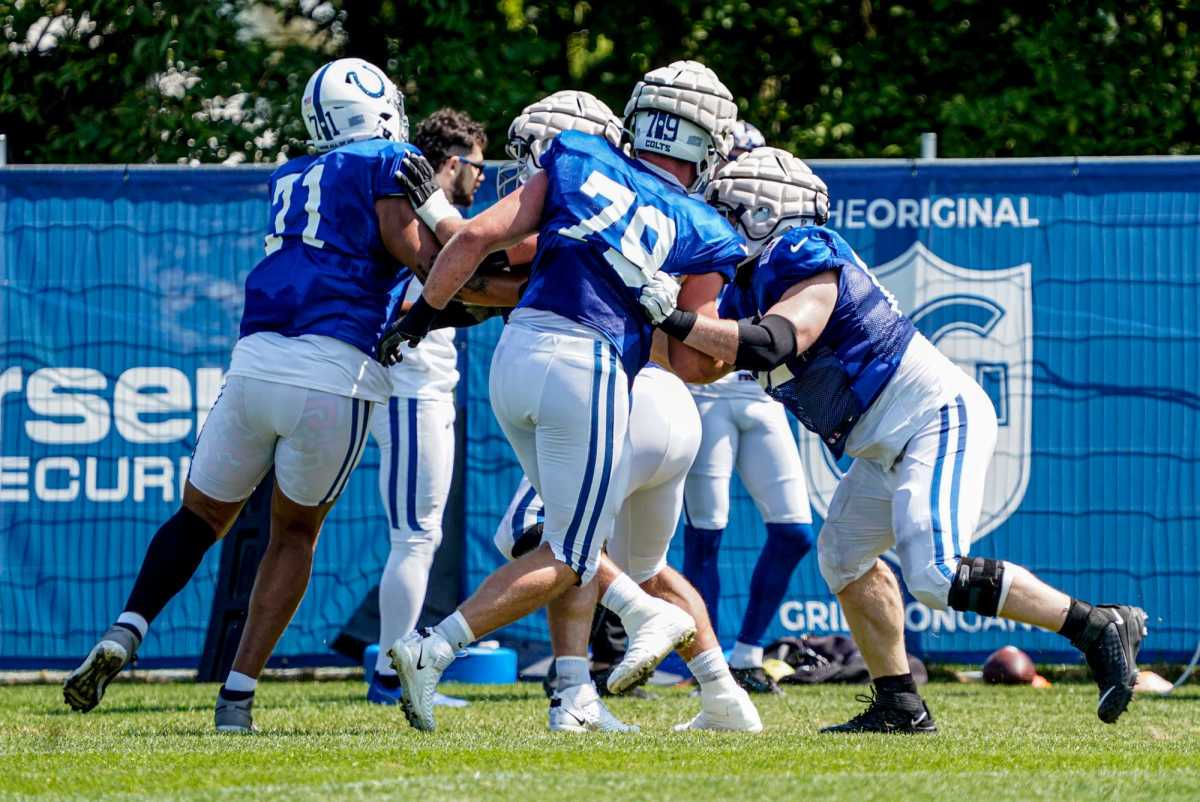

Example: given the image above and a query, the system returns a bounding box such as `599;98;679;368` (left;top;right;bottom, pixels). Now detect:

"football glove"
395;154;459;232
638;271;681;325
378;296;439;365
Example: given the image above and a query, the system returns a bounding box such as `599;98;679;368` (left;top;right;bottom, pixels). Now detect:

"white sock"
377;531;439;674
224;670;257;694
434;610;475;652
116;611;148;640
995;561;1017;616
688;647;738;694
600;573;657;626
555;656;590;689
729;641;763;669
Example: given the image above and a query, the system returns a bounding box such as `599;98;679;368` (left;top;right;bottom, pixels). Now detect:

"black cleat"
731;666;783;695
820;689;937;734
1074;604;1148;724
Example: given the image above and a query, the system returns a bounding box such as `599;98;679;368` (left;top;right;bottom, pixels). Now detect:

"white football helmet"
623;60;738;193
497;90;623;196
706;147;830;257
730;120;766;156
302;58;409;152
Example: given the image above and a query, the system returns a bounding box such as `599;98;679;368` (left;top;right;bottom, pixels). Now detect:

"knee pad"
389;524;442;553
947;557;1006;616
816;525;878;595
510;522;544;559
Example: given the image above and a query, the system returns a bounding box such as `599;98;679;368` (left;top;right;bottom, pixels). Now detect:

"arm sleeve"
733;314;798;371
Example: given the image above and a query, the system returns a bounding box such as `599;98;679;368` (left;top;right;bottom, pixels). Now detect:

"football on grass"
982;646;1037;684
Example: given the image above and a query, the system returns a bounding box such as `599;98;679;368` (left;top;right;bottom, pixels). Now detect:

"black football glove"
395;153;440;209
378;296;440;365
429;301;506;331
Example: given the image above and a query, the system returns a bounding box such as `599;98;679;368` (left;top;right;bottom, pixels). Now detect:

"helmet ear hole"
706;147;830;250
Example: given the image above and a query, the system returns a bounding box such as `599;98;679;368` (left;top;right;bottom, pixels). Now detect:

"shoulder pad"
762;226;852;270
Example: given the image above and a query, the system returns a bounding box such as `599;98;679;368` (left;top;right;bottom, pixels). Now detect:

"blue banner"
2;159;1197;666
0;166;391;667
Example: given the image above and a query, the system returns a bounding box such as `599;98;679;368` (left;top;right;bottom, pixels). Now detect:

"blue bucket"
362;643;517;684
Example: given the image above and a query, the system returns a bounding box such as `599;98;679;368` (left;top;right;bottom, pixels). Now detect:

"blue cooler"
363;643;517;684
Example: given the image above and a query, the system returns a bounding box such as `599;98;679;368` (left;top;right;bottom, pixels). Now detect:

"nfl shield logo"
797;241;1033;542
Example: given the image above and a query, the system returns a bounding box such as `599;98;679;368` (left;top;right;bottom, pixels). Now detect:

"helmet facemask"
497;90;623;197
707;147;830;257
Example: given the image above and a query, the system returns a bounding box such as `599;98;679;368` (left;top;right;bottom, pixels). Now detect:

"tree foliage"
2;0;1198;163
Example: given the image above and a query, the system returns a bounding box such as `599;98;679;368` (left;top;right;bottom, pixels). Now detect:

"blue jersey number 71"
264;165;328;254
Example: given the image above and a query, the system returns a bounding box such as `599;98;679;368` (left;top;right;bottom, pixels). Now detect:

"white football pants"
818;380;998;609
371;395;456;673
489;321;630;584
189;375;373;508
683;393;812;529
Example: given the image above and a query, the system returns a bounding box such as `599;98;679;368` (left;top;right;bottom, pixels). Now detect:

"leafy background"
2;0;1198;163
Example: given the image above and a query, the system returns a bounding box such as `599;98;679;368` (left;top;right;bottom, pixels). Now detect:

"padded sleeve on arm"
733;314;797;372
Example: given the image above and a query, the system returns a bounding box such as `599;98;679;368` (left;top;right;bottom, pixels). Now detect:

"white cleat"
674;686;763;733
388;628;456;732
607;600;696;695
549;682;639;733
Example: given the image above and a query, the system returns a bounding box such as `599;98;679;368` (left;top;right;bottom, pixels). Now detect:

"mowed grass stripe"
1;681;1197;801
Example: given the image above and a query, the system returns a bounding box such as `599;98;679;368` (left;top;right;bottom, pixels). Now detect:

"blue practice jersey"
722;226;915;456
519;130;746;376
240;138;419;355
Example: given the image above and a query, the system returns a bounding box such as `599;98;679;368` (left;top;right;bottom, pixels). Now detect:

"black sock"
874;673;918;697
219;686;255;701
1058;598;1094;645
123;507;218;624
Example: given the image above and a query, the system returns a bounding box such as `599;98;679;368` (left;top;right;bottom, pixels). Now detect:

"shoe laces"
842;689;888;727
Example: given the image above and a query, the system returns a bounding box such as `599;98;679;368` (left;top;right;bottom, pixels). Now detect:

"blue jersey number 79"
557;170;676;288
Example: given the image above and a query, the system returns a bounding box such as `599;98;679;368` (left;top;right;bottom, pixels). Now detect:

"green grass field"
1;680;1198;801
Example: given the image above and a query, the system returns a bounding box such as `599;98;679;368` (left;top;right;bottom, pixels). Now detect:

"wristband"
657;309;697;340
414;189;461;233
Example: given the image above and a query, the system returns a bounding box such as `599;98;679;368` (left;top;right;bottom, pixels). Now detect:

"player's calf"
945;558;1148;724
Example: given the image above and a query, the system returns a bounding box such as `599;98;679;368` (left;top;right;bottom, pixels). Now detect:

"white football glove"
639;271;681;325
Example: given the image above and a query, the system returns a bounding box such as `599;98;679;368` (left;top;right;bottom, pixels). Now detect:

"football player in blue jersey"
680;121;818;695
487;90;761;733
643;147;1149;732
378;62;753;733
62;58;522;731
